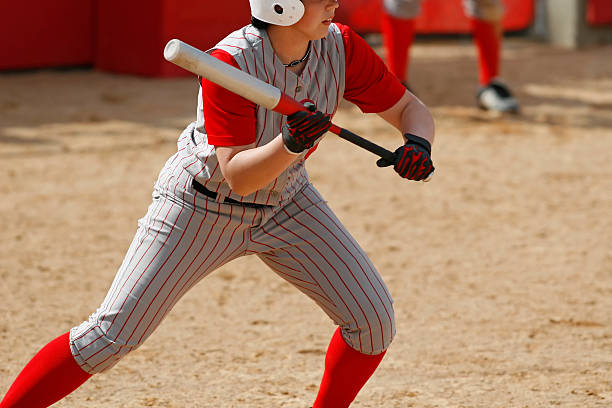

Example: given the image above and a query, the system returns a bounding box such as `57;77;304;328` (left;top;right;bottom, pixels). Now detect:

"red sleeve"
201;49;257;146
338;23;406;113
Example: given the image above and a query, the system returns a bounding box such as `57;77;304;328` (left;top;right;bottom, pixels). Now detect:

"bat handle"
330;124;435;182
329;124;396;163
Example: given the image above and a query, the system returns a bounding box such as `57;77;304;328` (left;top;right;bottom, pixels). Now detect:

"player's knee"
344;302;396;355
465;0;504;22
383;0;422;19
69;322;147;374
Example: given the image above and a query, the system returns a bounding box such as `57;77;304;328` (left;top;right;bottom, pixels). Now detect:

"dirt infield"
1;37;611;407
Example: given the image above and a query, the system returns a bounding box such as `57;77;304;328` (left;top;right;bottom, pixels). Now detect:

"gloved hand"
282;102;331;154
376;133;434;181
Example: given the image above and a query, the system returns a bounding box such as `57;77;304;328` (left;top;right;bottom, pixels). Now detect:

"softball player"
382;0;519;112
1;0;435;407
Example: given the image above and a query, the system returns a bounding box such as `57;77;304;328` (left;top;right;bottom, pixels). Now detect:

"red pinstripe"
259;37;270;82
216;44;244;52
245;32;263;41
202;162;219;190
264;256;323;286
194;145;214;183
183;161;200;173
218;205;248;261
272;53;279;89
311;46;329;109
254;108;268;150
326;49;340;115
240;49;251;75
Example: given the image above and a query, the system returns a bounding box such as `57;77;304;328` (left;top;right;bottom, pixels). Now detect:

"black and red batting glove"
377;133;435;181
282;102;331;154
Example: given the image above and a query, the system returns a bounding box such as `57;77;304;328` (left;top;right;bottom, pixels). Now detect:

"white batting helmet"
249;0;305;26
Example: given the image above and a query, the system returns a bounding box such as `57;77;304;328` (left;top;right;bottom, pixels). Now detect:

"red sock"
381;12;416;84
312;328;386;408
0;332;92;408
471;18;501;85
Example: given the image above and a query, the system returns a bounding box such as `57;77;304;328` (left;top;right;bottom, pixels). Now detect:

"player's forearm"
378;90;435;145
217;135;298;196
400;94;435;145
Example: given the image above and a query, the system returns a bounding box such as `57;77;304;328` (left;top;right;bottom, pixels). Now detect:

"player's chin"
313;24;330;39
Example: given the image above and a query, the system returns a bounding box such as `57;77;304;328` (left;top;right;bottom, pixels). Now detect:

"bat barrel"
163;39;282;110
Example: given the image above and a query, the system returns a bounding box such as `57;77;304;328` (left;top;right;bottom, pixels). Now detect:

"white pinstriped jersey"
182;24;346;206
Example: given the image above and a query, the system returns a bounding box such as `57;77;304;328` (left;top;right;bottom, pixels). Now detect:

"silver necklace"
284;42;311;68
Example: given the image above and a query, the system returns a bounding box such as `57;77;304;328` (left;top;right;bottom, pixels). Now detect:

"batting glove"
377;133;435;181
282;102;331;154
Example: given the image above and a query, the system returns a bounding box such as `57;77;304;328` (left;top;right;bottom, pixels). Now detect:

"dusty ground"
1;37;611;407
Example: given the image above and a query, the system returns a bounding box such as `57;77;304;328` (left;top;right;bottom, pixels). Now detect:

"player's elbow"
222;171;263;196
225;178;257;197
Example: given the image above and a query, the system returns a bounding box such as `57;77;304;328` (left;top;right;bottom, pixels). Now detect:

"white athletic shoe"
477;79;519;113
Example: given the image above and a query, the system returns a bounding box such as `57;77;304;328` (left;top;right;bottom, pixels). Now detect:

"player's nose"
327;0;339;10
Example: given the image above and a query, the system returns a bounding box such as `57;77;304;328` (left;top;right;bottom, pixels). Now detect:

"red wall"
0;0;94;70
95;0;251;77
587;0;612;26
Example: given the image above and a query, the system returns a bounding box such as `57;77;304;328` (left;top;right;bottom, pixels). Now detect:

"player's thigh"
463;0;504;21
384;0;423;19
254;184;395;354
70;191;250;373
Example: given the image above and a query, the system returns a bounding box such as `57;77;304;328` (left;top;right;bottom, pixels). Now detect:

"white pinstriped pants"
384;0;504;21
70;154;395;374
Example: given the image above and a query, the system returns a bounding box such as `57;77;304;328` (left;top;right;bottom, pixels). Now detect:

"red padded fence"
587;0;612;26
95;0;251;77
0;0;95;70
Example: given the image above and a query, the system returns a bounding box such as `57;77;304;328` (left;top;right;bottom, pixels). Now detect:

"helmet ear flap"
249;0;305;26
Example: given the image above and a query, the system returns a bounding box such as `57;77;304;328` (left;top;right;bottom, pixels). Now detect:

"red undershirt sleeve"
338;23;406;113
201;49;257;146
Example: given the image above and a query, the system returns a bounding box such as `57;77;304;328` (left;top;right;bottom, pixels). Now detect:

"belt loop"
216;192;226;203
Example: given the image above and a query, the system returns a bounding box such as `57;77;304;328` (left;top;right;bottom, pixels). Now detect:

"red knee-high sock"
381;12;416;84
471;18;501;86
312;328;386;408
0;332;92;408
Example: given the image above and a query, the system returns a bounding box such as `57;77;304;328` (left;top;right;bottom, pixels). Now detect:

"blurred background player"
381;0;520;113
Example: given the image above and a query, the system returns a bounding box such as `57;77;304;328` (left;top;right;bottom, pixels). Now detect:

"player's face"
294;0;339;40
